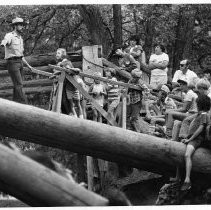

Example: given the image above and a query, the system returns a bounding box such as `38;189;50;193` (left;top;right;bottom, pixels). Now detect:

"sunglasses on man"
180;64;186;67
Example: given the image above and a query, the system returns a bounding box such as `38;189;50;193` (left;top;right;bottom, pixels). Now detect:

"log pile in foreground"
0;143;108;206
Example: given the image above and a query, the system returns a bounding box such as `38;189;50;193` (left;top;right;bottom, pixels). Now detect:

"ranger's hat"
11;17;27;25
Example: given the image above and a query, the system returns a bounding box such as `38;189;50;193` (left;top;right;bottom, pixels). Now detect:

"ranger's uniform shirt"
1;31;24;59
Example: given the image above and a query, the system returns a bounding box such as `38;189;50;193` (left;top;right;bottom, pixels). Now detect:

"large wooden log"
0;86;52;97
0;53;82;70
0;99;211;178
0;79;52;90
0;143;108;206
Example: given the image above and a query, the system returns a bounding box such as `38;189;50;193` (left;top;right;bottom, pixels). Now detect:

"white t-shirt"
208;87;211;99
184;89;198;113
172;69;198;85
149;53;169;76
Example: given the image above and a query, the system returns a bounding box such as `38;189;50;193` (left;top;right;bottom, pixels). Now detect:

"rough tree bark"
78;5;113;58
172;6;197;74
144;18;155;60
113;4;122;50
1;98;211;181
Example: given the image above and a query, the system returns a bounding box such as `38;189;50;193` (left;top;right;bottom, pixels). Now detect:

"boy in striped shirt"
105;69;120;120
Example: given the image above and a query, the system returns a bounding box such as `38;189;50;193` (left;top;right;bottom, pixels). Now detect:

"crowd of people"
54;41;211;192
1;17;211;198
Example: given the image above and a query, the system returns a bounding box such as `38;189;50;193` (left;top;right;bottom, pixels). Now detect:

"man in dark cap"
165;79;198;138
1;17;32;103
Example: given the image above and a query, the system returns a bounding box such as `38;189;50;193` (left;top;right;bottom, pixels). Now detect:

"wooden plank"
49;71;87;184
24;61;53;77
66;74;117;126
51;72;65;113
76;154;86;183
30;67;53;77
82;45;104;192
82;45;103;84
49;65;143;91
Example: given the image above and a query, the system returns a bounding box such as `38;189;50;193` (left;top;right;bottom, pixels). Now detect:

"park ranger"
1;17;32;103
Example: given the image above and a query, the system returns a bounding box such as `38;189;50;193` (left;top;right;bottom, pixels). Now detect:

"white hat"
11;17;26;25
161;85;170;93
131;69;142;78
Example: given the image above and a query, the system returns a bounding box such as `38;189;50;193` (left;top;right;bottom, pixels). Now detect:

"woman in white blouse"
149;44;169;89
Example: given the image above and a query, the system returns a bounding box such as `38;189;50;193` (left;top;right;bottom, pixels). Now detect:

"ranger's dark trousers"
7;58;27;104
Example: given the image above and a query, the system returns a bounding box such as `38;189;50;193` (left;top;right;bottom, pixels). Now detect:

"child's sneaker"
181;182;191;191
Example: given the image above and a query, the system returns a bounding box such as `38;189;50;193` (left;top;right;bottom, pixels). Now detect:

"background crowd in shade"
0;4;210;76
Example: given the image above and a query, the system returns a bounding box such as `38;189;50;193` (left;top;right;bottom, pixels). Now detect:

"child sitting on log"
54;48;86;119
172;94;211;191
89;72;107;122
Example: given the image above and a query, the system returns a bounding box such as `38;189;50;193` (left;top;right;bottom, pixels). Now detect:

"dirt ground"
123;177;166;205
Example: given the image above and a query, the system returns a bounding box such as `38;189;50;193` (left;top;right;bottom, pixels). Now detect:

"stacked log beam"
0;86;52;97
0;79;52;90
0;52;82;97
0;52;82;70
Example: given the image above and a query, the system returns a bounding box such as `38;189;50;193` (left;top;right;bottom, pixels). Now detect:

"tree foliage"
0;4;210;69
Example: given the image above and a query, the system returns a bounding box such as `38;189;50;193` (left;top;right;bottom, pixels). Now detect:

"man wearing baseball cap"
1;17;32;103
165;78;198;138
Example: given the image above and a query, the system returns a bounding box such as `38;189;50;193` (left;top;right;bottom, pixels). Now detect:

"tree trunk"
0;143;108;206
113;4;122;50
1;98;211;180
172;6;197;74
144;18;155;60
78;5;113;58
